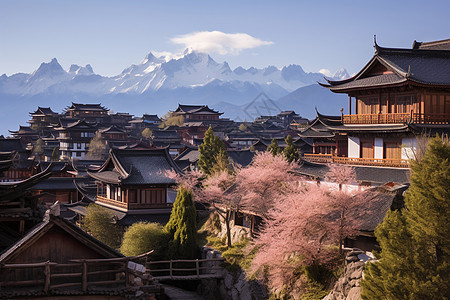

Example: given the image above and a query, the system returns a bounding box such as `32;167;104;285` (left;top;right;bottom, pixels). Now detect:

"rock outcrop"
324;250;374;300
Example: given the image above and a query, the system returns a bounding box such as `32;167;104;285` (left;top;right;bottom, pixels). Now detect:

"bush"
120;222;169;259
81;204;121;249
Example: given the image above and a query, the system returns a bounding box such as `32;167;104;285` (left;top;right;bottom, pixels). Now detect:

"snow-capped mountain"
0;49;349;97
0;50;349;136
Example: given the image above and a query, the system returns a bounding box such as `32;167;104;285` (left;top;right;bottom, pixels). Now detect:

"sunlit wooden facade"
304;39;450;167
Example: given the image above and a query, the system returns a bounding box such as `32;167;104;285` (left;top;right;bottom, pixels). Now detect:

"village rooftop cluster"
0;38;448;298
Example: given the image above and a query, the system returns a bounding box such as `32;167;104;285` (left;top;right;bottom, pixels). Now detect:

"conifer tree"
267;139;282;156
51;147;59;161
165;186;198;259
283;135;300;163
361;136;450;299
198;127;228;175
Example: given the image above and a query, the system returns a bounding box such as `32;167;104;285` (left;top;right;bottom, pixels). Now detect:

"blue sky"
1;0;449;76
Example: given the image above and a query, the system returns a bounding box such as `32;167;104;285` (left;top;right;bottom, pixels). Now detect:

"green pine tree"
267;138;282;156
51;147;59;161
198;127;228;175
33;138;45;158
283;135;300;163
361;136;450;299
165;186;198;259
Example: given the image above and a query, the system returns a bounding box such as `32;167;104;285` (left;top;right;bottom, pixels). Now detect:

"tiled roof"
228;150;255;167
175;104;222;115
0;138;26;152
88;148;182;185
295;161;410;185
67;102;108;111
320;40;450;92
0;214;122;263
412;39;450;50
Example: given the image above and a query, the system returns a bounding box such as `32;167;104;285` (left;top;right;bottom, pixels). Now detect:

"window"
76;151;81;157
395;95;414;113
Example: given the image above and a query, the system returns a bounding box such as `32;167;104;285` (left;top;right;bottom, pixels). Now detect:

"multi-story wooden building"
55;119;97;160
64;103;109;123
172;104;223;121
28;106;59;134
87;147;182;214
303;38;450;168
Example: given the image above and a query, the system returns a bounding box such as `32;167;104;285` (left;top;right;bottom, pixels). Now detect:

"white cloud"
171;31;273;55
318;68;333;77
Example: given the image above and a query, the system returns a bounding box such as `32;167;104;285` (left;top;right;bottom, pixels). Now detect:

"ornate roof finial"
406;65;411;78
374;35;379;54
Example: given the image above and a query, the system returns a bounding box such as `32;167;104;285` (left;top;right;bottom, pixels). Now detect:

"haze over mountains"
0;49;349;135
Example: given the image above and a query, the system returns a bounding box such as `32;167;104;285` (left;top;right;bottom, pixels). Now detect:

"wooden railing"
146;258;224;280
303;153;333;163
96;195;171;210
303;154;409;168
0;251;157;294
342;113;450;124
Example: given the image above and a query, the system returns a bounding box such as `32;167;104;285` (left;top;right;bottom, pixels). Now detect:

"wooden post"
196;259;200;277
124;259;129;287
44;261;50;293
82;261;87;292
169;261;173;278
348;95;352;115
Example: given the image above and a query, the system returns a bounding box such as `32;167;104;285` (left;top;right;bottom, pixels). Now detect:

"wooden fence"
146;258;224;280
0;251;154;294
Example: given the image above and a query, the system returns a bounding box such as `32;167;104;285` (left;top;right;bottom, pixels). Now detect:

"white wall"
348;136;360;158
402;137;417;160
106;185;111;198
167;188;178;203
374;137;383;159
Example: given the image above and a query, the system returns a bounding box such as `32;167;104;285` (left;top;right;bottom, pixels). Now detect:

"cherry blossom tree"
249;180;361;294
325;164;356;191
325;164;359;254
236;152;299;217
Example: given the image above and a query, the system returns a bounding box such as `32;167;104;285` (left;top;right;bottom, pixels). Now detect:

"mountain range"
0;49;349;135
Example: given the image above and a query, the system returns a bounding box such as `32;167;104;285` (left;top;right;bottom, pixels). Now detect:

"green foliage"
198;127;229;175
300;281;329;300
283;135;300;163
51;147;59;161
81;204;121;249
141;128;152;139
267;139;282;156
361;136;450;299
120;222;169;259
87;132;107;159
33;138;44;156
165;186;198;259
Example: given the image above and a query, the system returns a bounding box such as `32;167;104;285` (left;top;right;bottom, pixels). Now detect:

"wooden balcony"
303;154;409;168
342;113;450;125
96;195;171;210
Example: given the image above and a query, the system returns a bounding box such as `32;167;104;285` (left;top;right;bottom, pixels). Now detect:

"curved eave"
327;79;409;93
87;171;121;184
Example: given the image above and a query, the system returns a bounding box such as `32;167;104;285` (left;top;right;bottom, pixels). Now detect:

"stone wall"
324;249;374;300
199;247;267;300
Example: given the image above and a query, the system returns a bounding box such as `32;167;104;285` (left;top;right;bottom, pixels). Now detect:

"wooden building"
303;38;450;168
172;104;223;121
55;119;97;160
87;147;182;213
0;209;160;298
28;106;59;135
0;138;38;182
0;162;52;251
64;103;109;123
